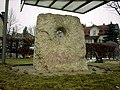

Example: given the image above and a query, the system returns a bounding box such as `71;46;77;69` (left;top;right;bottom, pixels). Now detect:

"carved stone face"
33;13;88;74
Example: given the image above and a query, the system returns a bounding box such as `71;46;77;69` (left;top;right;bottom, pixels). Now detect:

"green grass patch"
88;60;120;72
0;64;120;90
0;58;33;65
0;60;120;90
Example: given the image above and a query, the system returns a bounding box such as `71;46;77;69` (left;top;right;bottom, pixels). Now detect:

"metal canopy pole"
2;0;9;64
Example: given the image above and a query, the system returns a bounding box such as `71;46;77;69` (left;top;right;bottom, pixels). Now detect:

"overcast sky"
0;0;120;28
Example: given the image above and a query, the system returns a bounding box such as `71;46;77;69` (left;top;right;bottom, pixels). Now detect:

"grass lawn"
88;60;120;72
0;58;33;65
0;59;120;90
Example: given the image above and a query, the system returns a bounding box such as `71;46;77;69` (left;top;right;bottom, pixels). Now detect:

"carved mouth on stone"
44;51;71;68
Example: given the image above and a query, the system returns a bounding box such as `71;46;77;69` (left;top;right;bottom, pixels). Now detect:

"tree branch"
107;1;120;16
115;8;120;15
117;2;120;9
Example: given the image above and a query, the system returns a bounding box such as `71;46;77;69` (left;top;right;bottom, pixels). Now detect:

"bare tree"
107;1;120;16
8;8;18;34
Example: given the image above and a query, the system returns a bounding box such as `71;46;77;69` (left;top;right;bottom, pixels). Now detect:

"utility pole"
2;0;9;64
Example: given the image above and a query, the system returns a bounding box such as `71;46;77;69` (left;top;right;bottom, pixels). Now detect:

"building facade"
83;23;119;44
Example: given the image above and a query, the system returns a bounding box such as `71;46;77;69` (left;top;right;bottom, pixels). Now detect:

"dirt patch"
104;60;120;64
11;60;120;75
11;64;112;76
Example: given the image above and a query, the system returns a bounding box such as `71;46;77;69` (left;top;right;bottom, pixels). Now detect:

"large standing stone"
33;13;88;74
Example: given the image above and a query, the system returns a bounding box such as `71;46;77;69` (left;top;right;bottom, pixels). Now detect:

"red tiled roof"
16;33;23;38
83;26;90;36
83;24;109;36
97;25;109;35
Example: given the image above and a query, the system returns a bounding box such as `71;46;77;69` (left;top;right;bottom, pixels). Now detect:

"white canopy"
20;0;110;14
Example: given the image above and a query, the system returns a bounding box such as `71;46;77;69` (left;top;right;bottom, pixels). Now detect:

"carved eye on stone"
55;27;66;38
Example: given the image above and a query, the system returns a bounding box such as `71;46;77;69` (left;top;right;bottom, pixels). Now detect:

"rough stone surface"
33;13;88;74
0;17;3;37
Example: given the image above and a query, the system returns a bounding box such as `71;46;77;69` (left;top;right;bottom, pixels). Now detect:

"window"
90;28;99;36
93;30;96;36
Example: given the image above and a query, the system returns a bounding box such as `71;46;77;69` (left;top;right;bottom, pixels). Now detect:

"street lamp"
2;0;9;64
